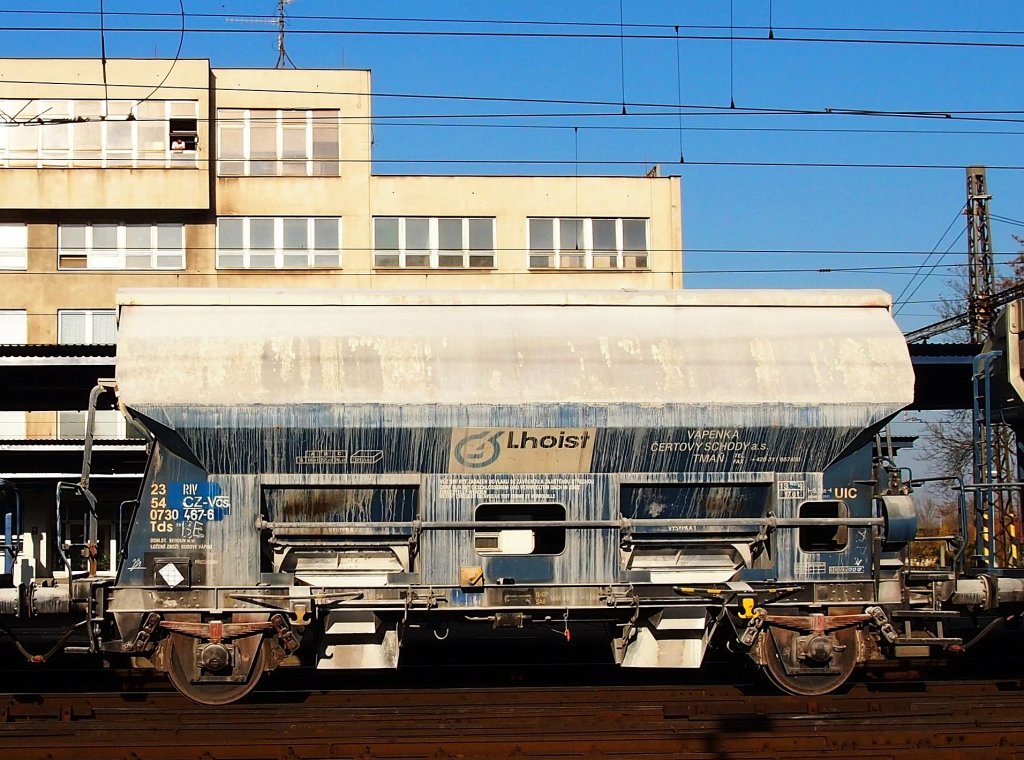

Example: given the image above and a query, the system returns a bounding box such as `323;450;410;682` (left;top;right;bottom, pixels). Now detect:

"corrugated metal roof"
0;343;115;358
908;342;979;358
0;439;145;449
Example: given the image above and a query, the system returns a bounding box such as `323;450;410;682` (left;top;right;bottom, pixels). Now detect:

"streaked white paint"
115;288;914;410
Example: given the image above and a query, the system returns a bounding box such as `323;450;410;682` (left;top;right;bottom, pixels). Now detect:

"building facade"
0;59;682;442
0;58;681;581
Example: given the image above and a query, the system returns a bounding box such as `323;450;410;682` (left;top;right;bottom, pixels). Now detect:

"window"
0;311;27;438
527;217;649;269
0;99;198;168
0;309;28;343
620;484;771;521
57;410;133;440
169;118;198;152
58;222;185;270
0;224;27;270
474;504;566;556
263;486;418;524
217;217;341;269
798;501;849;553
57;309;140;441
217;109;340;177
58;309;116;344
373;217;495;269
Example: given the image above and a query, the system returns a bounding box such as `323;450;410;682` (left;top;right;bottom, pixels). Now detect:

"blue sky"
4;1;1024;334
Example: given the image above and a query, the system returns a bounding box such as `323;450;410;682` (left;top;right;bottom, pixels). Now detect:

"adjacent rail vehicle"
4;288;1023;704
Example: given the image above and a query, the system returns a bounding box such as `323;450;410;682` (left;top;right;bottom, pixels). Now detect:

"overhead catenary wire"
674;25;685;162
10;244;1024;258
5;152;1024;172
8;104;1024;137
729;0;735;108
10;112;1024;132
7;18;1024;50
618;0;626;114
98;0;108;106
375;122;1024;137
991;214;1024;229
893;225;968;314
135;0;186;105
0;156;1022;171
0;81;1021;165
4;7;1024;40
893;205;967;313
2;76;1024;127
0;262;992;276
7;112;1024;140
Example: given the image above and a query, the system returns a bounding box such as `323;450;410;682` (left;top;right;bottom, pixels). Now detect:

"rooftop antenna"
227;0;298;69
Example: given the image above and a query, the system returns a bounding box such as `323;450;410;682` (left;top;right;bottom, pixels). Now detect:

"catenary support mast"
968;166;1021;567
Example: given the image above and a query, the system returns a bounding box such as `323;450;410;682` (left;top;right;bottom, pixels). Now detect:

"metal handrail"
257;516;884;532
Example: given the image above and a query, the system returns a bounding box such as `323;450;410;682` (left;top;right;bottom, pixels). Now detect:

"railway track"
1;669;1023;760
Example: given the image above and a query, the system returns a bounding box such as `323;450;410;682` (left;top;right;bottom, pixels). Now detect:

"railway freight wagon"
97;288;917;703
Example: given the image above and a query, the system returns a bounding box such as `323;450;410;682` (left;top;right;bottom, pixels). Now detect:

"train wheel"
164;632;267;706
758;626;859;697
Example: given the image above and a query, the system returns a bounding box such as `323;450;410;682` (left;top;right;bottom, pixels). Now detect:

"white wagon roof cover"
115;288;914;409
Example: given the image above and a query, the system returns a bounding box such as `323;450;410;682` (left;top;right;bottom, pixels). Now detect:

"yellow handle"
738;597;757;619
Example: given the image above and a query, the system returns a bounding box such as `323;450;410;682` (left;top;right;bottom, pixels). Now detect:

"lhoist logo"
453;430;504;468
448;428;597;473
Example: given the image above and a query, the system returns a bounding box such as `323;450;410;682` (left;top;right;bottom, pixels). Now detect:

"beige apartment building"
0;58;683;441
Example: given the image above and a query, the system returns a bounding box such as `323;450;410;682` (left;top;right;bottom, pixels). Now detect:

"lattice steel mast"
968;166;1021;567
967;167;995;344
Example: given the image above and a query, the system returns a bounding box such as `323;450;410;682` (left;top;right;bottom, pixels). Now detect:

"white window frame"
372;216;496;269
0;99;198;169
216;109;340;177
56;409;131;441
58;222;186;271
0;310;27;439
57;309;116;344
216;217;342;269
526;217;650;270
55;308;127;441
0;224;28;270
0;309;27;343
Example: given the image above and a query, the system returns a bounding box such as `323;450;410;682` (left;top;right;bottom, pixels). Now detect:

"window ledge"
57;268;187;273
373;267;497;273
216;174;342;179
526;267;652;273
215;268;344;272
0;165;200;171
